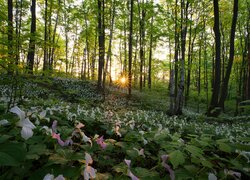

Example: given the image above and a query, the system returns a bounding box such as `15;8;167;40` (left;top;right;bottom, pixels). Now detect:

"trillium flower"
124;159;139;180
75;122;85;129
52;120;58;133
43;173;65;180
10;106;36;140
52;132;73;147
115;122;121;137
82;153;96;180
0;119;10;126
80;131;92;146
161;155;175;180
133;148;145;157
96;136;107;149
208;173;217;180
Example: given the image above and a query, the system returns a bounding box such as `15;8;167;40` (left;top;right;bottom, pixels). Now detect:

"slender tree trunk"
104;0;115;87
219;0;238;110
207;0;221;116
128;0;134;96
43;0;48;72
27;0;36;74
91;32;97;80
169;0;179;115
49;0;60;72
175;0;189;115
148;16;153;89
8;0;13;74
97;0;105;92
138;0;145;91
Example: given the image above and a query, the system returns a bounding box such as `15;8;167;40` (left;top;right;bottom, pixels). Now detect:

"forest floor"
0;75;250;179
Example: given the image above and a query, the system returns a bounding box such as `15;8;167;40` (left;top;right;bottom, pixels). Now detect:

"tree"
219;0;239;110
128;0;134;96
207;0;221;116
27;0;36;74
7;0;13;74
97;0;105;92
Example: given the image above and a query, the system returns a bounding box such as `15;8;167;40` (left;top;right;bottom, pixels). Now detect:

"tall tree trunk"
219;0;239;110
175;0;189;115
185;17;197;105
148;16;153;89
104;0;116;86
97;0;105;92
128;0;134;96
138;0;145;91
15;0;22;68
27;0;36;74
43;0;48;72
7;0;13;74
91;32;97;80
49;0;60;72
207;0;221;116
168;0;179;115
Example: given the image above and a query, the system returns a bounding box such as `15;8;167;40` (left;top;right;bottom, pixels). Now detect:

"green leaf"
201;159;213;168
169;150;185;169
0;135;12;144
218;143;232;153
0;142;26;162
134;167;159;178
185;145;204;158
0;152;19;166
112;162;127;174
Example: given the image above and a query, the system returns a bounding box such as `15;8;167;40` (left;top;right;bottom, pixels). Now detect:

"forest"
0;0;250;179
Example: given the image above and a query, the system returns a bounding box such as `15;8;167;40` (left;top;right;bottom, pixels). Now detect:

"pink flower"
52;132;73;147
161;155;175;180
124;159;139;180
52;120;58;133
96;136;107;149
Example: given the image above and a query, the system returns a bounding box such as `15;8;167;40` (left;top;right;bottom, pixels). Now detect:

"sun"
116;75;128;88
120;77;127;84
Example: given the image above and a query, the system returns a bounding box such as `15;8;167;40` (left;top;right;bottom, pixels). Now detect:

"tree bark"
207;0;221;116
27;0;36;74
7;0;13;74
219;0;239;110
148;16;153;89
43;0;48;72
97;0;105;92
128;0;134;96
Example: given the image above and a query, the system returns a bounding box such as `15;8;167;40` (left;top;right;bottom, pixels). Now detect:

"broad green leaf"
0;135;12;143
169;150;185;169
0;152;19;166
112;162;127;174
185;145;204;158
218;143;232;153
0;142;26;162
201;159;213;168
134;167;159;178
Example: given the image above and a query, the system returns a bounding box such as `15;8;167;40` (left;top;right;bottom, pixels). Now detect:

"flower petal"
161;155;175;180
128;170;140;180
54;175;65;180
21;126;34;140
17;118;36;129
43;173;54;180
0;119;10;126
208;173;217;180
52;120;58;132
96;136;107;149
10;106;25;120
76;122;85;129
83;165;96;180
124;159;131;167
85;153;93;165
